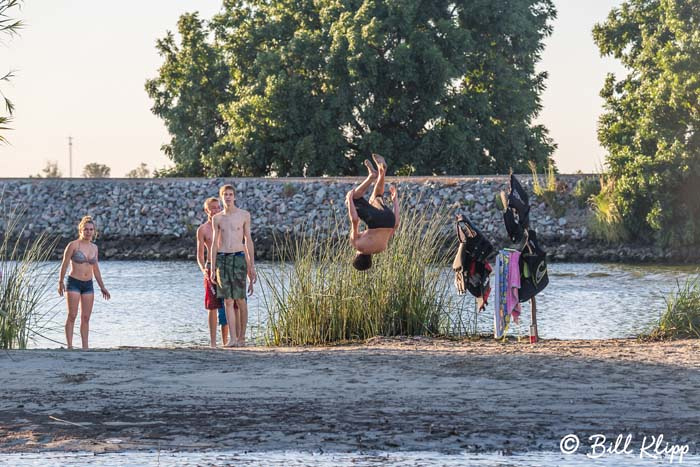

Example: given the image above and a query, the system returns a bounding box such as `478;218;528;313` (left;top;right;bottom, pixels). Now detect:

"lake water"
1;450;695;466
28;261;698;349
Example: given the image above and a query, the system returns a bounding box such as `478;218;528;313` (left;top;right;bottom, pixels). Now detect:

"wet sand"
1;338;699;454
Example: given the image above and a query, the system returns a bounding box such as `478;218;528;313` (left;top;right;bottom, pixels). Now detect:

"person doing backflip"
345;154;400;271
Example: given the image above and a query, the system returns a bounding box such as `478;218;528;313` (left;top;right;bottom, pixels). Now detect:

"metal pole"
529;296;538;343
68;136;73;178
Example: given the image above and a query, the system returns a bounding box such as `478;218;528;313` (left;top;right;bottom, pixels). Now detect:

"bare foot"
371;153;387;172
364;159;377;179
224;342;237;348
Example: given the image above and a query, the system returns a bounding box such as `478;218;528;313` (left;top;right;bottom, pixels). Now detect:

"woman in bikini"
58;216;111;349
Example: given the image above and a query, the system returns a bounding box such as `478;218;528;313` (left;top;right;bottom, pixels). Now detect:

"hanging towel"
506;250;522;323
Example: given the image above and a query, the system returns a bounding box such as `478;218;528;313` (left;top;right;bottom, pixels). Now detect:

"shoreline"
2;337;699;455
11;234;700;263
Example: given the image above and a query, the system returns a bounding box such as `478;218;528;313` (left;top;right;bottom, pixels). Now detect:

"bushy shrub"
587;177;629;244
530;161;566;217
261;203;458;345
573;177;601;208
645;276;700;340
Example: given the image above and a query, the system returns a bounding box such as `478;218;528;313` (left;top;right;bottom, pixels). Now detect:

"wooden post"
529;296;538;343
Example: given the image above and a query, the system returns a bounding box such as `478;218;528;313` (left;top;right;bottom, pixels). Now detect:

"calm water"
29;261;698;349
1;450;695;466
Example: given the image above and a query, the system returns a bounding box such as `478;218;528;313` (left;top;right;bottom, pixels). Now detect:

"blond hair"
78;215;98;240
219;184;235;199
203;197;220;212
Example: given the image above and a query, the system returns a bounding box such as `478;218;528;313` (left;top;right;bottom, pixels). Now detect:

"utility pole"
68;136;73;177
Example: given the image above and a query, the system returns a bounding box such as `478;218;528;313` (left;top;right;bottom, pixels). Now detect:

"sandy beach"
1;338;699;455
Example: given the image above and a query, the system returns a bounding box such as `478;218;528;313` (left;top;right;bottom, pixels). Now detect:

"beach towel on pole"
498;174;549;301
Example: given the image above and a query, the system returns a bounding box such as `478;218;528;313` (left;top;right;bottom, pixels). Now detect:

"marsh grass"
588;176;628;243
645;276;700;340
529;161;566;217
0;204;59;349
260;201;465;345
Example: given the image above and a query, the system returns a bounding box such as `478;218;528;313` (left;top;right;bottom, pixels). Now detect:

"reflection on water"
30;261;698;349
1;450;695;466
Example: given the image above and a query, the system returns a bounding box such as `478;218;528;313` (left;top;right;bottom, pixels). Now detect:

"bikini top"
72;245;97;265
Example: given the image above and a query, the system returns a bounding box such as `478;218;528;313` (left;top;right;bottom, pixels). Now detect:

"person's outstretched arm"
209;216;219;284
92;248;110;300
390;184;400;229
58;242;74;296
244;211;256;294
346;189;360;248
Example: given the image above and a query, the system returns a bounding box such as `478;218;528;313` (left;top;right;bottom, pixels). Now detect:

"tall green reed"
261;200;461;345
0;203;58;349
645;275;700;340
588;176;629;243
529;161;566;217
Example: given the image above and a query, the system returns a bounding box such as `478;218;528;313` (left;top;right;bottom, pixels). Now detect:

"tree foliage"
149;1;556;176
145;13;232;177
31;160;62;178
0;0;23;143
82;163;111;178
126;162;150;178
594;0;700;246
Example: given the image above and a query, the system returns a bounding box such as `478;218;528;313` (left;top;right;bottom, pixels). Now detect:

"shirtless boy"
210;184;256;347
345;154;400;270
196;197;230;348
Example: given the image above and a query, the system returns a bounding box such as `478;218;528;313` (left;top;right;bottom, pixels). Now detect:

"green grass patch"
260;202;470;345
588;176;629;243
644;275;700;340
529;161;566;217
573;177;601;208
1;205;58;349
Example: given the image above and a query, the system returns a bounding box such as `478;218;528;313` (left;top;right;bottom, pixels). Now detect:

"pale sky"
1;0;625;177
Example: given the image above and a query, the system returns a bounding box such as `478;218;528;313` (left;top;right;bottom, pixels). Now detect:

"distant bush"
282;183;297;198
573;177;601;208
588;177;628;244
529;161;566;217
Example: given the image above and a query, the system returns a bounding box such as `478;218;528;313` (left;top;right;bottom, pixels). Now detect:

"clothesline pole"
529;296;538;344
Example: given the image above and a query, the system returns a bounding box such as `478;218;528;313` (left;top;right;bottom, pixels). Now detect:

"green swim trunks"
216;252;247;300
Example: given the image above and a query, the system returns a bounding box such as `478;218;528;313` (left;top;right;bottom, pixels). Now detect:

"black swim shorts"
354;196;396;229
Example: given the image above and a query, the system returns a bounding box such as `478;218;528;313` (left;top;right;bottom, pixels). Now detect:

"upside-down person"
345;154;400;271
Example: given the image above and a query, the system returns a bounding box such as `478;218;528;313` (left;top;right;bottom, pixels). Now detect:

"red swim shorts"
204;275;222;310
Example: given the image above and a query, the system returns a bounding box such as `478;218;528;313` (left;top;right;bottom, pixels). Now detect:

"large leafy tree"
150;1;556;176
594;0;700;245
146;13;232;177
